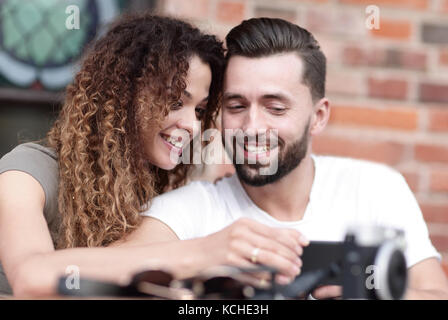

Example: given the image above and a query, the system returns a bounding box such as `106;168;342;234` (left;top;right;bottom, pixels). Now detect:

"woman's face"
143;55;212;170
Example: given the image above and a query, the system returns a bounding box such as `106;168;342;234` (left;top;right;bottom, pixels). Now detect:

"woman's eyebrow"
183;90;209;103
183;90;192;99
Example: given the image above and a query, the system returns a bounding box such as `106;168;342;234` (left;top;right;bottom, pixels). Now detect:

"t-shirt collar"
228;154;319;225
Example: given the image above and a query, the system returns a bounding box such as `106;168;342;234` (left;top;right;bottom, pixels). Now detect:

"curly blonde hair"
46;13;224;248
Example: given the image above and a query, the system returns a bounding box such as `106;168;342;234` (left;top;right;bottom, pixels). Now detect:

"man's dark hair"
225;17;326;102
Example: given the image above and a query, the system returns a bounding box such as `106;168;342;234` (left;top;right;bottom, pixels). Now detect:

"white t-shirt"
142;155;440;268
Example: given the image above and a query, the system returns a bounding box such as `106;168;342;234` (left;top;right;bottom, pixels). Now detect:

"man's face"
222;52;314;186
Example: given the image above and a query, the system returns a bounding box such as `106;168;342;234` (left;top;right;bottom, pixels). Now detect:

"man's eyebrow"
223;93;245;100
260;93;292;103
223;92;292;103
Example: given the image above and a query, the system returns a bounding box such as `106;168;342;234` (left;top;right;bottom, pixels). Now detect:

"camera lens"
374;241;407;300
387;250;407;300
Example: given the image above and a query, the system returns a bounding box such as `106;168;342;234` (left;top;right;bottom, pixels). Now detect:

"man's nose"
241;105;268;133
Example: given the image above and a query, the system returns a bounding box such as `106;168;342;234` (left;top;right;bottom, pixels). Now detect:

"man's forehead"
224;52;306;94
227;52;302;70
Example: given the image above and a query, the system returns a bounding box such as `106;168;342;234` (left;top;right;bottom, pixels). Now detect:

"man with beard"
129;18;448;299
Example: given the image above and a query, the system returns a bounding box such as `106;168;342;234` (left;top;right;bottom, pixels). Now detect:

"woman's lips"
160;134;183;156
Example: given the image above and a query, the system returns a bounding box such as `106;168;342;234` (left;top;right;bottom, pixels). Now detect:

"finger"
312;285;342;299
239;265;296;287
231;239;301;279
268;226;308;251
238;272;273;289
240;229;303;266
255;248;302;279
274;227;309;248
224;255;272;288
275;274;296;285
272;229;305;256
243;219;304;254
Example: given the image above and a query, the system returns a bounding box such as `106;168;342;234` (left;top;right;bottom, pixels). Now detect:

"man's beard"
230;121;310;187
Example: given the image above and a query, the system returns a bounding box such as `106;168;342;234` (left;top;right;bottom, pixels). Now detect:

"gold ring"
258;278;269;288
250;247;260;264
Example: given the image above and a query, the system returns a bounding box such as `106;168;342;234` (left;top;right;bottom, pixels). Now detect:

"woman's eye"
195;107;206;119
171;101;183;110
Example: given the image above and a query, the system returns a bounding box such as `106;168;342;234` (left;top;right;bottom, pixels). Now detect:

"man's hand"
203;218;309;285
310;258;448;300
310;285;342;299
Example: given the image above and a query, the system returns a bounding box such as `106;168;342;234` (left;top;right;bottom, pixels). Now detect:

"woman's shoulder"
2;141;57;162
0;140;59;188
0;141;57;179
0;141;60;223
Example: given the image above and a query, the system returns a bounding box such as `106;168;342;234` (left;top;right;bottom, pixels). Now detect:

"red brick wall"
160;0;448;274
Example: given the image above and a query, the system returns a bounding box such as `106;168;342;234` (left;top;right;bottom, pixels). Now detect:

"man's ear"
310;97;330;137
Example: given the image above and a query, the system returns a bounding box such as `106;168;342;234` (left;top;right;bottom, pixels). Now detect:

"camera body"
342;226;408;300
292;226;408;300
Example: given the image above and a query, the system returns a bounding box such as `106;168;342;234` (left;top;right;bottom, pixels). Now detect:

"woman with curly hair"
0;13;225;296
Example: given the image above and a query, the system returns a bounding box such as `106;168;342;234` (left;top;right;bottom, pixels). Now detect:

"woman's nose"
176;106;200;138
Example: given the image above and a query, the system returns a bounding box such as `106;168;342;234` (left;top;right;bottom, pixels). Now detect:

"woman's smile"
160;133;185;156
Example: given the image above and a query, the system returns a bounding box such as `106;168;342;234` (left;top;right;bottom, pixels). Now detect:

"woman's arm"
10;236;210;297
1;171;305;297
117;216;307;285
0;171;203;297
0;170;54;296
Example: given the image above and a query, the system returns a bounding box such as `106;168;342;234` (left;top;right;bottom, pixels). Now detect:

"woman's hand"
201;218;309;284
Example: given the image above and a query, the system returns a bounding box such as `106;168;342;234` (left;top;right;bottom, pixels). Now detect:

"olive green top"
0;142;60;295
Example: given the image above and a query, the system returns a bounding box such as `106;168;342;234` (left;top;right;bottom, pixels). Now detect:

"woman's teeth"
162;135;183;149
244;144;270;153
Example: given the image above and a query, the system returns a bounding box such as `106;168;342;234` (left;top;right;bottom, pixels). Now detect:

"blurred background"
0;0;447;274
